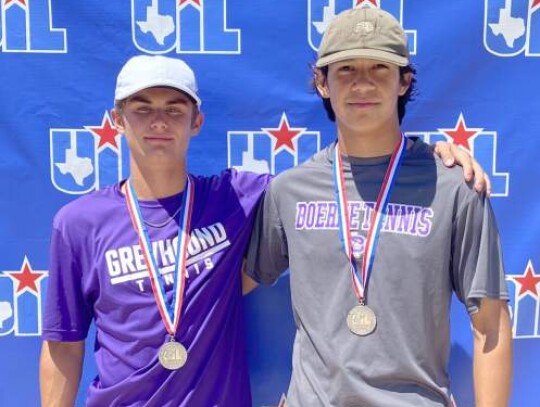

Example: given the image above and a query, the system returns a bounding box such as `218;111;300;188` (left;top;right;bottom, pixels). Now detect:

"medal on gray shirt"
347;304;377;336
333;136;406;336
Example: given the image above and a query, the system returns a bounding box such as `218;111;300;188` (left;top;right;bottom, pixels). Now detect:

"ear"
111;109;125;133
314;69;330;99
398;71;413;96
190;110;204;137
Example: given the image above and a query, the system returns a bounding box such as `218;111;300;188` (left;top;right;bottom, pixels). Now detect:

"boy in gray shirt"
246;7;512;407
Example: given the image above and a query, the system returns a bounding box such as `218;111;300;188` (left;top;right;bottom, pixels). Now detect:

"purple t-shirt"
43;169;270;407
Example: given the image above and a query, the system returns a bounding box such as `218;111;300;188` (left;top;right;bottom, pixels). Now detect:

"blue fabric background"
0;1;538;406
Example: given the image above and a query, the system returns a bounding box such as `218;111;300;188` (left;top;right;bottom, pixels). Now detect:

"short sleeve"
42;224;93;342
245;183;289;284
451;192;509;314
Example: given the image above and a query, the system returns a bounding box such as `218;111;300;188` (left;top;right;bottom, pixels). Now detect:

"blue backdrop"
0;1;539;406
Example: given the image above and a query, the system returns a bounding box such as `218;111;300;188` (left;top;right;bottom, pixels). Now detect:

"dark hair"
313;64;417;124
114;99;126;112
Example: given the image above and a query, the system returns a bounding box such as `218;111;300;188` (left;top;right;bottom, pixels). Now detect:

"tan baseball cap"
115;55;202;106
316;7;409;68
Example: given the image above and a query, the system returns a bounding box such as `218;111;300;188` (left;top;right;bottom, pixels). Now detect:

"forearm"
241;260;259;295
40;340;85;407
472;300;513;407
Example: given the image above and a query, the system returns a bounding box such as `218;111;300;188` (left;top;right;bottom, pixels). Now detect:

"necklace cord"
143;203;184;229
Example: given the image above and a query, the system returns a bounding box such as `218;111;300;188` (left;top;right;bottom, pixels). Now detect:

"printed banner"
0;1;538;406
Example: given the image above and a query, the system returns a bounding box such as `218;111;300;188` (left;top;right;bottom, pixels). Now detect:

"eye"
373;63;390;71
337;64;354;72
165;106;184;116
135;106;151;114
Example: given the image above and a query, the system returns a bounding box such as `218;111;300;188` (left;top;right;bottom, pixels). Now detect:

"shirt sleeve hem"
41;329;87;342
466;291;510;314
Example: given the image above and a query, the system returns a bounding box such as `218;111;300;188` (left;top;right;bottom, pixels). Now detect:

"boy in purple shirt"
40;55;270;407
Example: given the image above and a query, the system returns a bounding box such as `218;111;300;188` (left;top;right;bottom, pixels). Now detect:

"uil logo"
227;113;321;175
408;113;510;197
0;0;66;53
0;257;47;337
132;0;240;54
484;0;540;56
307;0;417;55
50;112;129;194
506;260;540;339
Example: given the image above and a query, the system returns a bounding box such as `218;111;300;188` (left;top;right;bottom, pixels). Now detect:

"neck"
336;124;402;158
127;160;187;200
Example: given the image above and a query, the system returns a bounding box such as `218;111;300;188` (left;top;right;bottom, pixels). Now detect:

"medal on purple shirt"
333;136;406;336
125;177;194;369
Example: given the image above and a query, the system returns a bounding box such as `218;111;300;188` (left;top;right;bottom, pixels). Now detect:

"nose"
351;69;375;92
150;110;168;130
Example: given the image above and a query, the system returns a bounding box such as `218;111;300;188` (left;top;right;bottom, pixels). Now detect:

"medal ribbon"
333;135;406;303
125;177;194;337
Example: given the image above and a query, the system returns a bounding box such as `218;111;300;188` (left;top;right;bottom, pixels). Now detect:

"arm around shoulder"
471;298;513;407
433;141;491;195
40;340;85;407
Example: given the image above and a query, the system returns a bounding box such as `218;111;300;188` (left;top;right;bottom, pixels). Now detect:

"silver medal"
347;305;377;336
158;340;188;370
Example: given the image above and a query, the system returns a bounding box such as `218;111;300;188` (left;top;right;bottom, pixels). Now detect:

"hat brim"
316;49;409;68
115;81;202;107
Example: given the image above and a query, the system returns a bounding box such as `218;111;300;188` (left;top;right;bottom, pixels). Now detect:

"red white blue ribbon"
333;136;406;303
125;177;194;337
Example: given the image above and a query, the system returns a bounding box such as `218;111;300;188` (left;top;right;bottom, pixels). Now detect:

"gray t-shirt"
247;139;508;407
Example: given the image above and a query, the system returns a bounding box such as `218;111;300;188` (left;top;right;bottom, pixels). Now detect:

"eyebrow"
127;95;190;105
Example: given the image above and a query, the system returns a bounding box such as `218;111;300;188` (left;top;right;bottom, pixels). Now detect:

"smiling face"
112;87;203;167
316;58;411;140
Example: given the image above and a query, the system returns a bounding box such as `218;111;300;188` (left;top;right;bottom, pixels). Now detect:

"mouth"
347;101;378;108
144;136;174;142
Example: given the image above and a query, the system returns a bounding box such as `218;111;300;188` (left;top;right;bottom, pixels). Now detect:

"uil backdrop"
0;0;539;406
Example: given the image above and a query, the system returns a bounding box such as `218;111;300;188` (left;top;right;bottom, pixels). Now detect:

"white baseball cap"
114;55;202;106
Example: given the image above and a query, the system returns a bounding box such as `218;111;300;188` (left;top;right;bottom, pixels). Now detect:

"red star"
179;0;201;6
263;113;305;153
532;0;540;10
512;262;540;297
3;257;47;295
86;112;121;150
356;0;378;7
4;0;26;6
438;113;483;152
